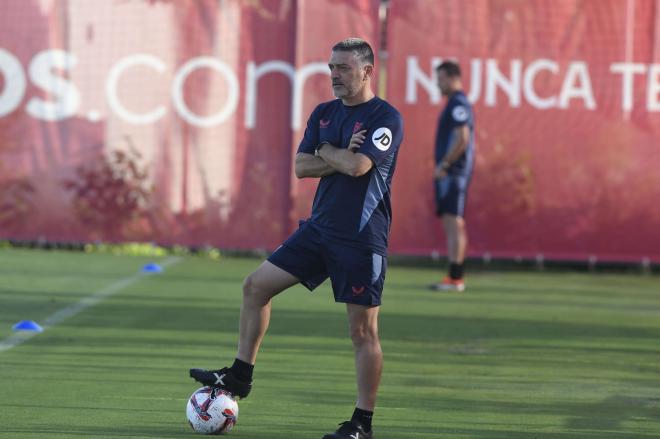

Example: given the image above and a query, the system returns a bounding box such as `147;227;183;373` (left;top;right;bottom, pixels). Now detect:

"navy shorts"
267;221;387;306
435;174;471;217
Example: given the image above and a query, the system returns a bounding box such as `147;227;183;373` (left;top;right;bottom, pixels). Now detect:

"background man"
190;38;403;439
430;61;475;292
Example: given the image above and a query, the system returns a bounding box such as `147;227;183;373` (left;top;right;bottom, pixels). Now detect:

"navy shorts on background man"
435;174;470;217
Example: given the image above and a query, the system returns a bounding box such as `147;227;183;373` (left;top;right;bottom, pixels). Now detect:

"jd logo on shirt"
372;127;393;151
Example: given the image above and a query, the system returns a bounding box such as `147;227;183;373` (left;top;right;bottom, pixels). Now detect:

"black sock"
351;407;373;432
449;262;464;280
230;358;254;382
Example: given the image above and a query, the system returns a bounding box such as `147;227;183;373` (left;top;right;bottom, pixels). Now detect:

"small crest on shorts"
352;286;365;295
320;119;330;128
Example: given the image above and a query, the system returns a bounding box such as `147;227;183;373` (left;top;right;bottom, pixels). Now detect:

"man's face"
437;69;452;96
328;50;368;100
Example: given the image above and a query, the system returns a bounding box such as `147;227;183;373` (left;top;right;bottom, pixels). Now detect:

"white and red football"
186;386;238;435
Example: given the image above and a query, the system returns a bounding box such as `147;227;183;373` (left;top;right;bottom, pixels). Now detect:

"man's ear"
363;64;374;81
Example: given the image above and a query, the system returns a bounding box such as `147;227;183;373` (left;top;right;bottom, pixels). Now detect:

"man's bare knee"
242;272;271;306
350;324;380;348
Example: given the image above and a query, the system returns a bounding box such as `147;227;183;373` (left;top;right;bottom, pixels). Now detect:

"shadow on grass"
39;299;660;343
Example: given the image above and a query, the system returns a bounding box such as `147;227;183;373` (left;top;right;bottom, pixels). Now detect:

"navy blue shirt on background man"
435;91;474;178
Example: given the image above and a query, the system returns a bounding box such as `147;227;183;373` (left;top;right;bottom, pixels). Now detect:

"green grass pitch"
0;248;659;438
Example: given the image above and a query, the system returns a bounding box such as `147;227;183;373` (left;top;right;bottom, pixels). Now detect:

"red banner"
387;0;660;262
0;0;658;263
0;0;380;250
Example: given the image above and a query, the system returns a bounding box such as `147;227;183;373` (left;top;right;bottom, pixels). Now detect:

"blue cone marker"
142;263;163;273
12;320;44;332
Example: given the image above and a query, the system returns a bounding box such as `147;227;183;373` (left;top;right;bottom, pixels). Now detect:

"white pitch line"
0;256;182;353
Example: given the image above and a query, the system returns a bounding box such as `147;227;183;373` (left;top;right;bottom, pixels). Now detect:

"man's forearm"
295;153;336;178
440;126;469;167
442;140;467;165
318;144;372;177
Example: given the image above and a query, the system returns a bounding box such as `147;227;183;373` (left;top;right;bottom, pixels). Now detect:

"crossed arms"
295;130;373;179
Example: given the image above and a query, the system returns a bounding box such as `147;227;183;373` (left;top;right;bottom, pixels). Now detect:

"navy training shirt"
434;91;475;176
297;96;403;255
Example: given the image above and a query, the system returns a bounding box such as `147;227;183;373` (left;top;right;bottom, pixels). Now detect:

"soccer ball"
186;386;238;435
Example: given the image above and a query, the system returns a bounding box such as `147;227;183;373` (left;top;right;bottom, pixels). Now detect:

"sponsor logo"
213;373;226;385
371;127;392;151
320;119;330;128
452;105;469;122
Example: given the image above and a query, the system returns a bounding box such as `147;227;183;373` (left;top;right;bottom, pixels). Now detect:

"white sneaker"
429;276;465;292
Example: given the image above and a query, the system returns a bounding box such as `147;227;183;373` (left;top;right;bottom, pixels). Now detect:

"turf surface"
0;249;658;438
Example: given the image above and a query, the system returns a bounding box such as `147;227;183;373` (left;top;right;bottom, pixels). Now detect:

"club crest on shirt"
352;121;363;133
320;119;330;128
371;127;392;151
452;105;469;122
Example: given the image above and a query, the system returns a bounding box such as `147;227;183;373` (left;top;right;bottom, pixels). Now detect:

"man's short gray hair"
332;38;375;65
